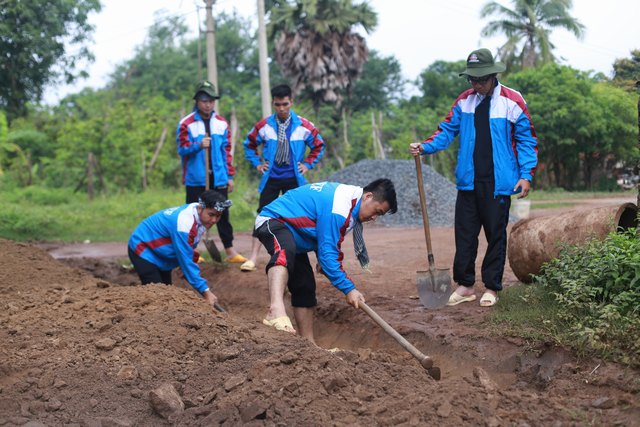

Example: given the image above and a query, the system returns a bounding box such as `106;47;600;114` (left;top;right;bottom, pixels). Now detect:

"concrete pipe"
508;203;638;283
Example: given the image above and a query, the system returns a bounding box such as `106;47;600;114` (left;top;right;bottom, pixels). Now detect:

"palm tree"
480;0;585;70
268;0;377;111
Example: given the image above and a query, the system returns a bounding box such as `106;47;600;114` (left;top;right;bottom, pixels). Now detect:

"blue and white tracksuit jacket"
420;81;538;195
128;203;208;294
177;109;235;187
242;110;325;193
256;182;361;295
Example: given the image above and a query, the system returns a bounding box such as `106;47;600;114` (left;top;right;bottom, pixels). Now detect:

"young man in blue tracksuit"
177;80;246;263
410;48;538;308
127;191;232;307
240;84;325;273
255;179;397;343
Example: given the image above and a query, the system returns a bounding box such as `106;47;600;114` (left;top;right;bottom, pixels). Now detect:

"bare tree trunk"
204;0;219;111
230;108;238;158
584;156;593;191
257;0;271;118
87;152;95;200
377;111;385;160
148;127;167;177
25;152;33;186
371;112;378;159
342;108;349;148
553;159;562;188
329;144;344;169
370;112;385;160
196;7;203;81
141;149;147;190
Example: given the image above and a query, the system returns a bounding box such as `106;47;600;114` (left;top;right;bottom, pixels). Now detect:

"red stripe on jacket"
299;117;324;165
283;216;316;229
245;118;269;152
134;237;172;256
500;86;538;177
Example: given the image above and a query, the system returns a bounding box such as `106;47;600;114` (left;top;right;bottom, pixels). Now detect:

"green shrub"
534;229;640;366
0;184;259;242
13;186;75;206
0;205;62;240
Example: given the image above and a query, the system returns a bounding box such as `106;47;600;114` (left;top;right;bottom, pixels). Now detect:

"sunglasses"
466;75;493;84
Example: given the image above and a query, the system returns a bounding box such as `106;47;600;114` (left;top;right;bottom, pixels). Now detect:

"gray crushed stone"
327;159;457;227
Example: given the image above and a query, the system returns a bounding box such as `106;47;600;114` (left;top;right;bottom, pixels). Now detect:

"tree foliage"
506;64;637;190
480;0;584;71
0;6;636;197
0;0;102;122
416;60;468;112
268;0;377;110
612;49;640;91
345;50;405;112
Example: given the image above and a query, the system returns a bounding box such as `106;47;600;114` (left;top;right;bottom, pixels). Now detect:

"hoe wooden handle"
359;302;433;370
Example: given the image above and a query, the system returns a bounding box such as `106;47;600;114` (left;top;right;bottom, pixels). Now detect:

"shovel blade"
417;268;453;309
203;237;222;263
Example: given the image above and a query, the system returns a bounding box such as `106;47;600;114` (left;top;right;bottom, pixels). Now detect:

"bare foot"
454;286;475;297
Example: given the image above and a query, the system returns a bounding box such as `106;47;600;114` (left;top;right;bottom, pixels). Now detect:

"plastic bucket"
511;199;531;220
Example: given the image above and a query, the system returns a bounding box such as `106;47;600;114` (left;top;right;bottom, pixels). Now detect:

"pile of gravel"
327;159;457;227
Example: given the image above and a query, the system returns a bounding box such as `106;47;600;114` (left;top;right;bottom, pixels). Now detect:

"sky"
43;0;640;104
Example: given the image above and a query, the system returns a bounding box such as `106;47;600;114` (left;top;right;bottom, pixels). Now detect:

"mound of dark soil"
2;236;639;426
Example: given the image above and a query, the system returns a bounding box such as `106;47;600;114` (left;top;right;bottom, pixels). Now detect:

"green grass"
1;186;633;242
530;201;576;210
485;283;563;345
524;188;634;211
528;188;634;201
0;183;259;242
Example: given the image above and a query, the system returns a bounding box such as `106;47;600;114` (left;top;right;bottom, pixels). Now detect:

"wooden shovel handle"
359;301;433;369
205;142;211;191
414;156;435;267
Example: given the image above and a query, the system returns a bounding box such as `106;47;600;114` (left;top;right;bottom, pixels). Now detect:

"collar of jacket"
267;109;301;131
348;196;363;232
193;108;216;122
474;79;501;102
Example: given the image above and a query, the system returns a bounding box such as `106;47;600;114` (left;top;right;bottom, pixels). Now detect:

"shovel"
359;301;440;380
414;156;453;309
203;142;222;263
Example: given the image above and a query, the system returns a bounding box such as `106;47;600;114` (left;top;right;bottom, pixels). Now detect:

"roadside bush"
0;205;62;241
5;185;75;206
534;229;640;366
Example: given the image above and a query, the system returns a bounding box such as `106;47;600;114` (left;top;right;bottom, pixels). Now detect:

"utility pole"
204;0;219;107
257;0;271;117
196;6;203;81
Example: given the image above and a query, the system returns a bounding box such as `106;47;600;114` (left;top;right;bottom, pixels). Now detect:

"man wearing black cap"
409;48;538;308
177;80;247;264
128;190;231;307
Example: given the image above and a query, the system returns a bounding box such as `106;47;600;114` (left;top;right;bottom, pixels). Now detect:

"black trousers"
256;219;317;308
258;177;299;211
252;177;299;237
453;181;511;292
186;185;234;249
128;247;172;285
